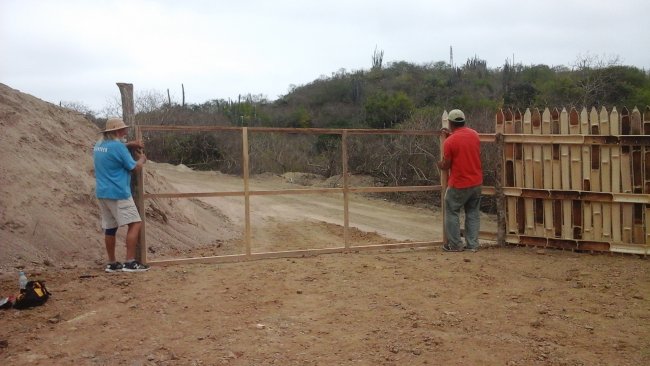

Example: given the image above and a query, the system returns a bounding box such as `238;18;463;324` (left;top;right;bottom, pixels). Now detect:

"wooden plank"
140;125;443;136
531;108;545;236
589;107;602;240
560;108;572;239
342;131;350;248
242;127;251;256
569;108;582;239
523;109;535;235
580;108;593;240
148;240;448;266
542;108;554;237
145;185;441;199
645;107;650;248
514;110;524;236
504;109;518;234
631;107;644;243
610;107;622;242
620;107;633;242
599;107;612;241
495;109;504;134
441;111;450;243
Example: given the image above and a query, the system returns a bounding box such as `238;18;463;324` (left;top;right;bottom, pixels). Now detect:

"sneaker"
442;244;463;252
465;247;478;253
105;262;124;273
122;261;150;272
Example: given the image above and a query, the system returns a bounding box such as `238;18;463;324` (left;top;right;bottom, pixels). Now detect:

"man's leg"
464;186;482;249
125;221;142;261
444;187;465;250
105;231;117;263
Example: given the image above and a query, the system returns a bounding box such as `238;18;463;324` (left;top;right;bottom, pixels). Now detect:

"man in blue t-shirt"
93;118;148;272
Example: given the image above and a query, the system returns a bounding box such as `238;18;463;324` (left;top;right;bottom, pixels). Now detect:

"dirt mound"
0;83;232;272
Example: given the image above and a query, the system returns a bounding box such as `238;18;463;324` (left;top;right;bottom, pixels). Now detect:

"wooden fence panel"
498;104;648;255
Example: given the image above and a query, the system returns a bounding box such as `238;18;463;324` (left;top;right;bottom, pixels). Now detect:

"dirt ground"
1;246;649;365
1;83;649;365
2;164;649;365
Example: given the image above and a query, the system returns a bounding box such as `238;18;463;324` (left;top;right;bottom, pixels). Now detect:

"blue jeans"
444;185;482;250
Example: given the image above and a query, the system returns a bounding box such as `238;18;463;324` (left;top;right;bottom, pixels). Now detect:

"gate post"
495;132;506;246
117;82;147;263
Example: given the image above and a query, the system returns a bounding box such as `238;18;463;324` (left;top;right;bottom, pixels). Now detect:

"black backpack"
13;280;51;309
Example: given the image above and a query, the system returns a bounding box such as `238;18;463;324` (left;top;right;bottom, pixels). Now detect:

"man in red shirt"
437;109;483;252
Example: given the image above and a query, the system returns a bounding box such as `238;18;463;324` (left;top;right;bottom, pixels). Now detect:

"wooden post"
504;109;517;234
495;131;506;246
242;127;251;256
342;131;350;249
116;82;146;263
645;106;650;250
440;111;449;245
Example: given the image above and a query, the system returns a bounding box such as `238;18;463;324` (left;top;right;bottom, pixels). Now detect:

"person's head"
448;109;466;129
101;118;129;141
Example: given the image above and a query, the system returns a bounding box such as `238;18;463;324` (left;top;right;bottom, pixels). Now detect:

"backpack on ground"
13;280;51;309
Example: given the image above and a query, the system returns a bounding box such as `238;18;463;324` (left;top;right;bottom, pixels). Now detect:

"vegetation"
67;53;650;209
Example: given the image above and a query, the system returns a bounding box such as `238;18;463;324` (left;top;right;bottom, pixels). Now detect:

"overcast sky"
1;0;649;114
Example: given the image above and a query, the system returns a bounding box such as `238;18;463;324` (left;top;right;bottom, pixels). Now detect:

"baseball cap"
448;109;466;123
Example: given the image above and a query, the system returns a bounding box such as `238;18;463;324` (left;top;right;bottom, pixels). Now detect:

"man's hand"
437;158;450;170
440;128;451;138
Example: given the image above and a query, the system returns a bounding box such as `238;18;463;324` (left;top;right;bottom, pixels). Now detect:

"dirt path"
0;165;648;365
147;163;496;256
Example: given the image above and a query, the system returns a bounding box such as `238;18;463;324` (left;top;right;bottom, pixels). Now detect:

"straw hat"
101;118;130;133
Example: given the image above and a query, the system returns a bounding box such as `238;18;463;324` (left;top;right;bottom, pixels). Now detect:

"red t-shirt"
443;127;483;188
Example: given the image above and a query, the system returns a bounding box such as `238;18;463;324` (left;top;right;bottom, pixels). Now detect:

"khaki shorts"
98;197;142;229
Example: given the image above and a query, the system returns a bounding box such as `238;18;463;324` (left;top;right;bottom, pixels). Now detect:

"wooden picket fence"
494;106;650;254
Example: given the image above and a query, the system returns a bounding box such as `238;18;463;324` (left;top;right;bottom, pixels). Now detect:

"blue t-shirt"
93;139;137;199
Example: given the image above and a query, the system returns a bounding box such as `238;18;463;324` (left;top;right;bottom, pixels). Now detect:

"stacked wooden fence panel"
497;105;649;255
